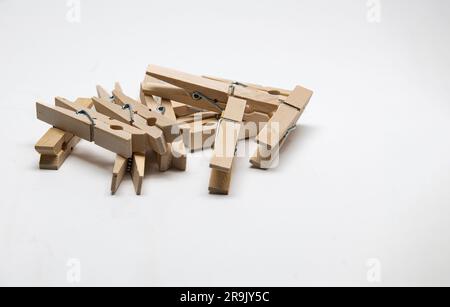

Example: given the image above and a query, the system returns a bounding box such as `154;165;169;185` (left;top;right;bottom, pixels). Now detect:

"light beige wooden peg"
92;97;165;154
209;97;247;195
57;97;152;154
131;153;146;195
141;82;200;118
146;65;281;115
35;128;75;156
111;153;146;195
35;98;94;170
36;101;133;158
111;155;128;195
96;85;168;155
251;85;313;169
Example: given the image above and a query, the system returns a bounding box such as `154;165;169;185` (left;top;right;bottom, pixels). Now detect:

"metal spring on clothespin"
157;105;166;115
284;125;297;140
75;110;96;126
126;157;133;173
231;81;247;88
212;83;242;152
278;98;299;142
228;84;237;97
122;104;134;124
191;91;223;113
155;97;166;115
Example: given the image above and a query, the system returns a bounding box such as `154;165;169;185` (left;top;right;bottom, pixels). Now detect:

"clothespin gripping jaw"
255;85;313;151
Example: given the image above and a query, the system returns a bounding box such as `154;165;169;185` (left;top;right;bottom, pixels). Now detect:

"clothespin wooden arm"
209;97;247;173
95;86;169;154
143;81;271;127
142;82;226;114
37;100;136;158
208;97;247;195
92;96;167;153
146;65;281;115
56;97;146;155
35;128;74;156
35;98;94;170
255;86;313;150
140;75;201;118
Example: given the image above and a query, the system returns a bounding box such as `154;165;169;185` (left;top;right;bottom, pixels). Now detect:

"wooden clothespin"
95;85;168;154
251;86;313;169
36;99;144;158
209;97;247;195
145;65;281;116
35;98;93;170
143;81;271;125
95;86;152;195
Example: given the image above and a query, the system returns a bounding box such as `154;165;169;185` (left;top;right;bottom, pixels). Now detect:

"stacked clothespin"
35;65;313;195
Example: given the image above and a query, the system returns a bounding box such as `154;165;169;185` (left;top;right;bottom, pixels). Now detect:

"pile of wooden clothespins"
35;65;313;195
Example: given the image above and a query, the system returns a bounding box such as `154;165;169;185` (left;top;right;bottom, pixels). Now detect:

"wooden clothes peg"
145;65;281;116
94;86;168;155
209;97;247;195
36;97;159;158
95;86;150;195
35;98;94;170
251;85;313;169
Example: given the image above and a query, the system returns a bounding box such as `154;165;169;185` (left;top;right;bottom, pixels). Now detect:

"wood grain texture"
36;103;93;141
113;82;180;143
209;169;232;195
255;103;300;150
36;98;94;170
284;85;313;110
37;102;134;157
255;86;313;150
39;136;81;170
35;128;72;155
209;97;246;172
111;155;128;195
131;153;145;195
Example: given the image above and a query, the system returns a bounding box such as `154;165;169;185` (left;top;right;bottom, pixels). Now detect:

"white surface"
1;0;450;286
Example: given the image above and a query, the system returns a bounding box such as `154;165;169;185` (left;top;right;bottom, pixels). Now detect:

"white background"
1;0;449;286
